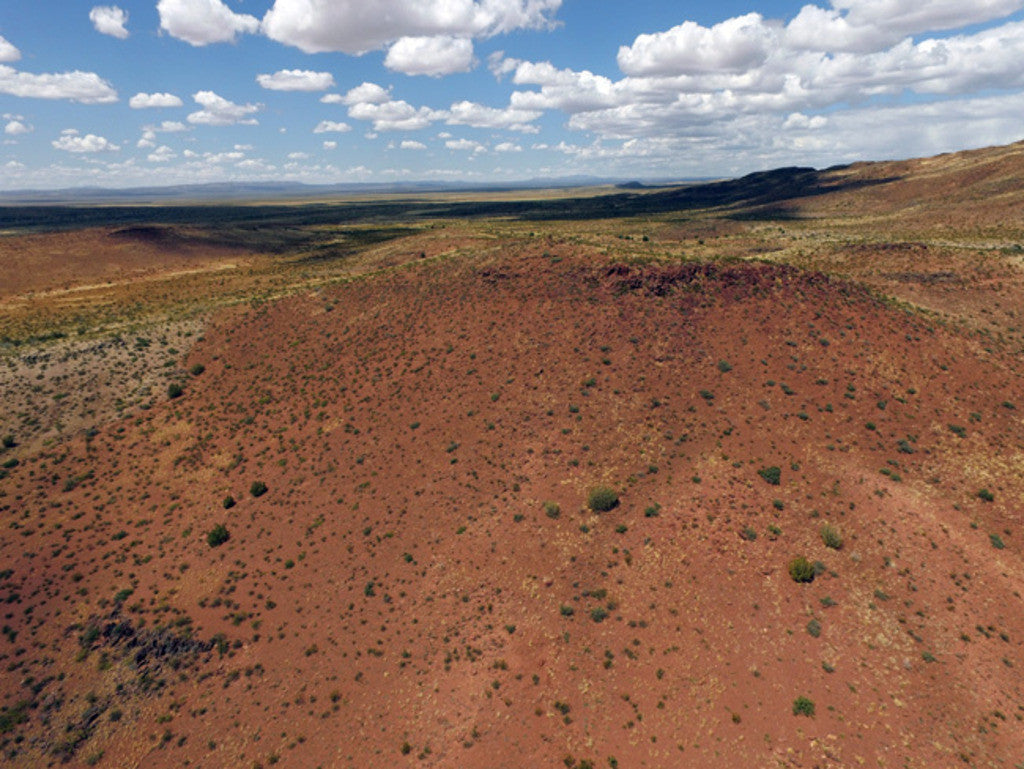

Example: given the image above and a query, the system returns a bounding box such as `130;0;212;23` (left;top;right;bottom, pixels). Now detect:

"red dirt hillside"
1;245;1023;768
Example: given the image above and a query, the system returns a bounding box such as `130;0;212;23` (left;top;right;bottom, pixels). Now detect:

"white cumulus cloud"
618;14;777;76
257;69;335;91
335;82;391;106
4;119;32;135
787;0;1024;53
313;120;351;133
129;92;183;108
0;35;20;63
187;90;260;126
445;137;486;153
0;65;117;103
147;145;177;162
400;140;426;150
348;99;443;131
261;0;562;54
52;131;120;153
446;100;541;131
384;36;475;77
157;0;259;46
90;6;129;39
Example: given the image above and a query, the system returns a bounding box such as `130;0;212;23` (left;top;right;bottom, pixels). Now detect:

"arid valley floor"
2;142;1024;768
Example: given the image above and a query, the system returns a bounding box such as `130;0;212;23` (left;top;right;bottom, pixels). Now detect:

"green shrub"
792;696;815;716
806;619;822;638
543;501;561;519
206;524;229;547
977;488;994;502
167;383;183;399
587;486;619;512
559;604;574;617
189;363;205;376
222;494;236;509
758;466;781;485
820;524;843;550
250;480;268;498
590;606;609;623
990;533;1005;549
788;556;815;583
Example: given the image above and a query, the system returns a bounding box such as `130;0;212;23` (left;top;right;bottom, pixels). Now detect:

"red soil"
2;245;1022;768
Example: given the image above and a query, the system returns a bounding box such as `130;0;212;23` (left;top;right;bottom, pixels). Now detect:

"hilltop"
1;141;1023;768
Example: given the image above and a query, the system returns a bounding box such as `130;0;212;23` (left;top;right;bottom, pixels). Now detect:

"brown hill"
2;241;1023;768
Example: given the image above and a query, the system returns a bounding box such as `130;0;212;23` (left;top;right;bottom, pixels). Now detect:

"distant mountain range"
0;176;705;205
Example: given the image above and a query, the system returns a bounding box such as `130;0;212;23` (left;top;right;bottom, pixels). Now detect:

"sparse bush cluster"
820;524;843;550
792;696;815;716
206;524;229;547
587;486;619;512
788;556;815;583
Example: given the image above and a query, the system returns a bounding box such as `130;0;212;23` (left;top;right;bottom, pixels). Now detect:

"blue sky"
2;0;1023;190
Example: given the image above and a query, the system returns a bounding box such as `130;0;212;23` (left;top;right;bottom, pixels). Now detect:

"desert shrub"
560;604;574;617
792;696;815;716
206;524;229;547
820;524;843;550
222;494;236;509
1;435;14;449
587;486;619;512
788;556;815;583
717;360;732;373
977;488;994;502
806;619;822;638
250;480;268;498
758;466;781;485
590;606;609;623
189;363;205;376
740;527;758;541
543;501;561;519
167;383;183;399
990;533;1005;549
643;504;661;518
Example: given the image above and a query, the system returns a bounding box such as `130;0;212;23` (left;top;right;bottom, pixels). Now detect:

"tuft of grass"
587;486;619;512
788;556;815;583
820;524;843;550
792;696;815;717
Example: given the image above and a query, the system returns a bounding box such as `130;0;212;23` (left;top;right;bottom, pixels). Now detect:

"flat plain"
1;141;1023;768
